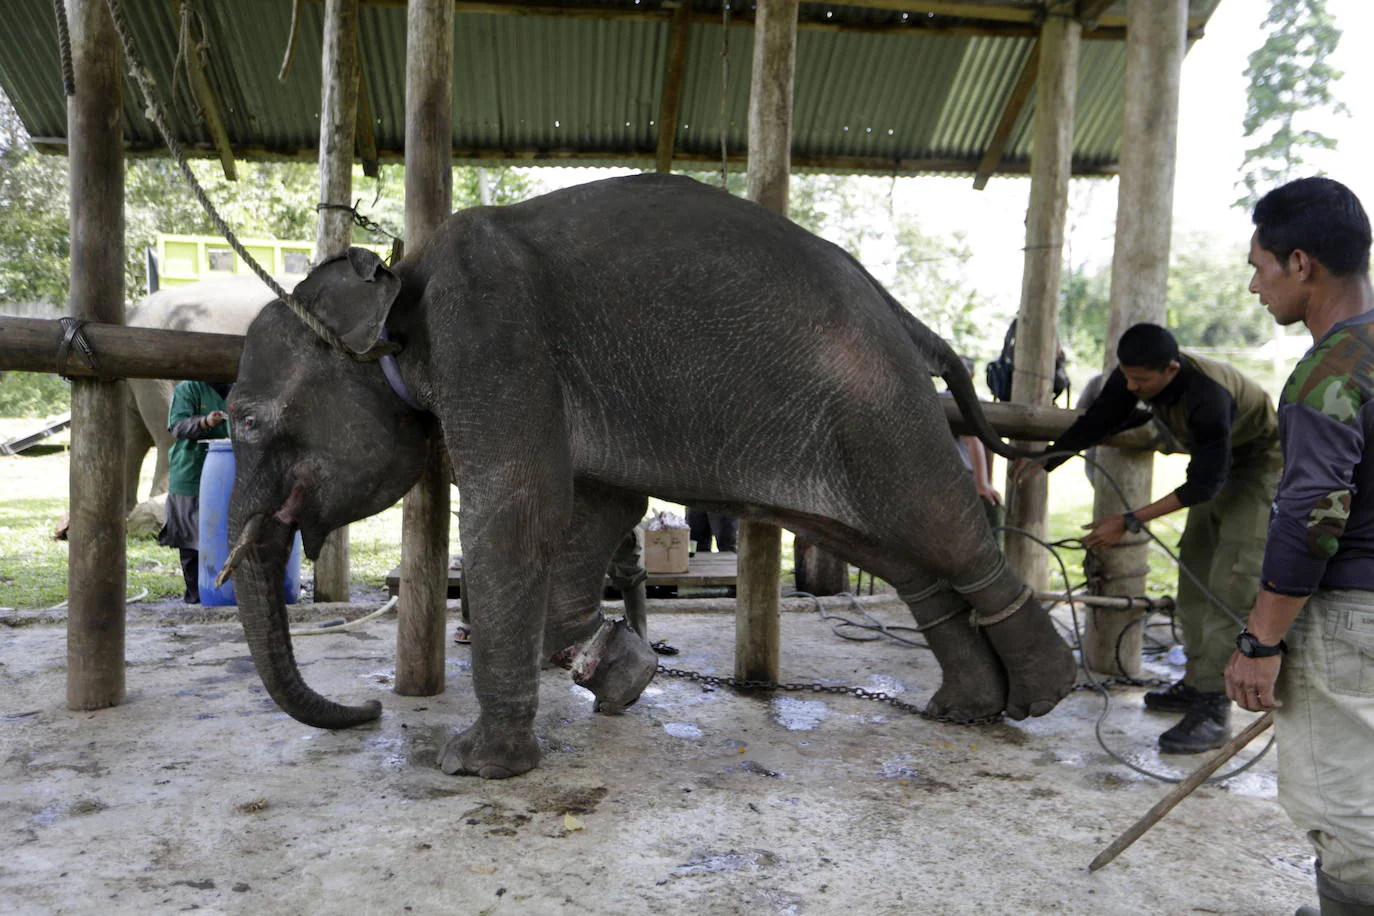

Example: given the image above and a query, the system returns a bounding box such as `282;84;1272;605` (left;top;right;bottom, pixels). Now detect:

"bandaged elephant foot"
438;716;541;779
569;617;659;714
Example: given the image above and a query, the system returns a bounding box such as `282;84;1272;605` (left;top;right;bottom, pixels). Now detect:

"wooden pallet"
385;550;739;600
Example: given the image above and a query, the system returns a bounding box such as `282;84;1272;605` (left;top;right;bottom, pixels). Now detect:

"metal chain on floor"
655;666;1004;726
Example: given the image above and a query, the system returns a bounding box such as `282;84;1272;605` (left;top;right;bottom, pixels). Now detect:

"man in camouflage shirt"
1226;177;1374;916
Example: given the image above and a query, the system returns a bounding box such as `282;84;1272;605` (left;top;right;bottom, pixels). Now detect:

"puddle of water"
880;756;921;780
863;674;909;696
675;849;778;875
1271;852;1316;882
663;722;702;739
1221;770;1278;799
769;697;829;732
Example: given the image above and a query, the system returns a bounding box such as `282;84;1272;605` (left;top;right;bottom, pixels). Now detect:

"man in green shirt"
157;380;231;603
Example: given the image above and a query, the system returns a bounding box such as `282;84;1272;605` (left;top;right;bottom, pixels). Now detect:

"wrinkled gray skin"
122;276;293;511
226;174;1077;778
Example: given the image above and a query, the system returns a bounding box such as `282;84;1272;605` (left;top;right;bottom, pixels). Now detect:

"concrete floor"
1;595;1315;915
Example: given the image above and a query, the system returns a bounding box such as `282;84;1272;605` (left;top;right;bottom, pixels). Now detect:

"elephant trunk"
233;511;381;729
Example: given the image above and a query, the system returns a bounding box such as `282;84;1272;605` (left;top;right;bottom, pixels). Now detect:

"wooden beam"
654;0;692;173
397;0;454;699
972;40;1038;190
174;0;237;180
65;0;127;713
342;0;1156;40
0;317;1162;450
354;31;379;177
0;318;242;381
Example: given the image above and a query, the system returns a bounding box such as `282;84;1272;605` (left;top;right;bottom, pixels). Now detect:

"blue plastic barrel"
198;440;303;606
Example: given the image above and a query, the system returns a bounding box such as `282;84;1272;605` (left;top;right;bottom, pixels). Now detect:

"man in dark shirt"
1225;177;1374;915
157;380;231;603
1020;322;1281;754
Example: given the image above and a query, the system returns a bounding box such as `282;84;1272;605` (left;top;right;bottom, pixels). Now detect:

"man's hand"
1224;650;1283;712
976;482;1003;506
203;410;228;428
1082;514;1127;549
1011;456;1045;485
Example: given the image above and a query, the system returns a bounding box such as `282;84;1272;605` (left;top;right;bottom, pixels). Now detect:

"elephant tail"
856;265;1037;461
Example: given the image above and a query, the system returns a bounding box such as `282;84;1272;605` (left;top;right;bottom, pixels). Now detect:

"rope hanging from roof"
279;0;302;82
100;0;400;363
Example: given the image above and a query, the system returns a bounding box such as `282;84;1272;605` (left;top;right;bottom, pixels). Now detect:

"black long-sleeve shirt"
1044;360;1236;507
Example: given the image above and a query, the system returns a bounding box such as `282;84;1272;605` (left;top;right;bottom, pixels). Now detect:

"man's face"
1120;362;1179;401
1248;231;1306;326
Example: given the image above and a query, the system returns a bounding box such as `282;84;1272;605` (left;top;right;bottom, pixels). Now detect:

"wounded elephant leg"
899;579;1007;722
952;556;1076;720
543;486;657;714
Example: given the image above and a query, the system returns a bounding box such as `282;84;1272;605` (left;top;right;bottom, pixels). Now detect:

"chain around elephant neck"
655;666;1004;726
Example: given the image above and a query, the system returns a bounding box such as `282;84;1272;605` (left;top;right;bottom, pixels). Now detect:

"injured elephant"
220;173;1076;779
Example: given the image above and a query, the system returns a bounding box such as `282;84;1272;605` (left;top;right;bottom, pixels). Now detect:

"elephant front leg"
438;500;558;779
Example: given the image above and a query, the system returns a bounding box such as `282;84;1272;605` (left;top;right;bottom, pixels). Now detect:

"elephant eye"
239;415;256;430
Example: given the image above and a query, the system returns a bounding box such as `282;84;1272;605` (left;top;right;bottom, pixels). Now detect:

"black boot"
1144;679;1201;713
179;548;200;605
1158;691;1230;754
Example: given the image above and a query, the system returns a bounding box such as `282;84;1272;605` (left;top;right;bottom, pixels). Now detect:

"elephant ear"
293;247;402;356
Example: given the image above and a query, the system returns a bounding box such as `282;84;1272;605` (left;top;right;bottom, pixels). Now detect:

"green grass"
0;422;1190;611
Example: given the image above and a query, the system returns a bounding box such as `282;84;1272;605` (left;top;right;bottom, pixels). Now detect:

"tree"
1236;0;1345;209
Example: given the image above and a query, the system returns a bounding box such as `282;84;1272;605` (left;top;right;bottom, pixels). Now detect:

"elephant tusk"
216;513;265;588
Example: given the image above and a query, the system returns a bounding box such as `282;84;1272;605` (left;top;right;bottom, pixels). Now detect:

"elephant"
222;173;1077;779
121;275;294;513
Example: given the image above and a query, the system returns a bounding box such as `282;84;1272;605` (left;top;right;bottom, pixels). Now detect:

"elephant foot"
437;719;540;779
925;670;1007;723
980;591;1076;721
569;617;658;715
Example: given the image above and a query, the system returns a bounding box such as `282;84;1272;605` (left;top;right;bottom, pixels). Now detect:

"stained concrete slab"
1;597;1313;914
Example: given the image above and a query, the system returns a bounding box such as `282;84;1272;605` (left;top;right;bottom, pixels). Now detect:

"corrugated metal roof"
0;0;1221;178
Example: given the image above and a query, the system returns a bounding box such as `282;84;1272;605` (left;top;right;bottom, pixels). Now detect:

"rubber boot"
1143;679;1200;713
1158;691;1230;754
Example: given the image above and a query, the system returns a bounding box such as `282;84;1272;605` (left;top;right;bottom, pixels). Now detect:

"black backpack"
986;319;1070;404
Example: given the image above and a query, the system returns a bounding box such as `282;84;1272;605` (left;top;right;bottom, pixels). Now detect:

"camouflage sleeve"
1261;343;1371;595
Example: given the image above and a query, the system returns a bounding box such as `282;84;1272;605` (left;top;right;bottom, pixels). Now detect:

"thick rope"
970;585;1033;628
278;0;302;82
718;0;730;188
102;0;398;363
52;0;75;95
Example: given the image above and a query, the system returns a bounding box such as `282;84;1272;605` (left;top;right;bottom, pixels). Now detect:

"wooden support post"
396;0;454;698
65;0;126;712
654;0;692;173
1003;1;1079;594
174;0;237;181
737;0;798;683
312;0;361;603
1083;0;1186;677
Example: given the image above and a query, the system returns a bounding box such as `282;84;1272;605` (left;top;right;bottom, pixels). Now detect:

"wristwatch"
1235;629;1288;658
1122;511;1144;534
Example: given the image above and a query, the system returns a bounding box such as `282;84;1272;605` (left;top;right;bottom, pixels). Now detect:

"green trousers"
1175;462;1280;694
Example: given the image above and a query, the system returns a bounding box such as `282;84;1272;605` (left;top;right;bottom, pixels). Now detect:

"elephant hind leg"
543;484;656;714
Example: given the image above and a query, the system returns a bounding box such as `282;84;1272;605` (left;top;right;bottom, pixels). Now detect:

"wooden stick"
1088;711;1274;872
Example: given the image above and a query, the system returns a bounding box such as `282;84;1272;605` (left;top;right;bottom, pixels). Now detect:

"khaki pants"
1176;464;1279;693
1276;588;1374;903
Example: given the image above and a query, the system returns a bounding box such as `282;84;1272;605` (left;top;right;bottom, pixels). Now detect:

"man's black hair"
1116;323;1179;371
1252;176;1371;278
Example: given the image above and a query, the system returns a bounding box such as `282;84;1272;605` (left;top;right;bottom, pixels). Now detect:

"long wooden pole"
1003;1;1079;595
312;0;362;603
1083;0;1186;677
65;0;126;712
1089;712;1274;871
396;0;454;698
736;0;799;682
